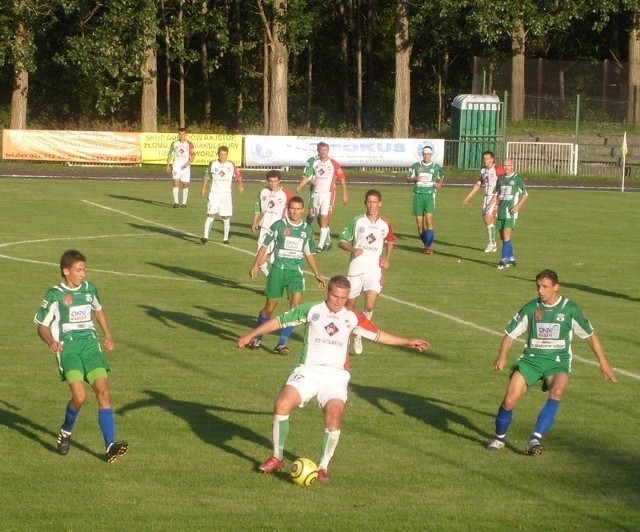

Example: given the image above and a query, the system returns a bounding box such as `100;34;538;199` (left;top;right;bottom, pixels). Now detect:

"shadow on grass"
118;390;279;470
128;223;198;243
147;263;263;296
350;382;494;446
140;305;255;339
107;194;170;208
506;275;640;302
0;405;104;461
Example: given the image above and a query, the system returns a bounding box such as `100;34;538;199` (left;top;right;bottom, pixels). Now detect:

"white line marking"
82;200;640;382
0;234;205;283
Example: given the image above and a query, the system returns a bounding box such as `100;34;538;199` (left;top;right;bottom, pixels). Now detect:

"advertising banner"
243;136;445;168
2;130;141;164
141;133;243;166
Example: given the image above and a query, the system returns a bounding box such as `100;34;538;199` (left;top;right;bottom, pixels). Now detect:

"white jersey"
338;213;395;276
279;301;380;369
478;164;503;196
255;187;291;230
168;140;195;169
204;160;242;194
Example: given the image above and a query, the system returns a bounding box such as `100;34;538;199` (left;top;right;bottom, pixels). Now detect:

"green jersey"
505;296;594;364
34;281;103;342
496;172;527;219
406;161;444;194
264;217;316;272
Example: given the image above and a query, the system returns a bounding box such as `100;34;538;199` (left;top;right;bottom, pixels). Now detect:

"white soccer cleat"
484;243;497;253
486;438;505;451
353;334;363;355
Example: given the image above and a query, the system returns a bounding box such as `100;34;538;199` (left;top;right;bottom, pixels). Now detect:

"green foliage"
1;177;639;529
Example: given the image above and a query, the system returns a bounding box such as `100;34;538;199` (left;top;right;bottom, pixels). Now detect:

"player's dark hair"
365;189;382;201
266;170;281;179
536;269;559;285
178;127;187;133
317;141;329;150
328;275;351;291
60;249;86;277
289;196;305;207
482;150;494;158
218;145;229;153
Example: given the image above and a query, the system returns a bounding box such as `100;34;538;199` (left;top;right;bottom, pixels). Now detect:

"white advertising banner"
244;136;445;167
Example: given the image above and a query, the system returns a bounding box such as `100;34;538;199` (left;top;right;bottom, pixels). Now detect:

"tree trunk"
510;20;525;122
355;0;362;135
628;12;640;125
339;0;351;114
200;1;211;124
263;31;269;134
178;0;185;127
9;19;28;129
364;0;374;130
161;0;171;126
141;38;158;132
306;46;312;131
268;0;288;135
393;0;412;138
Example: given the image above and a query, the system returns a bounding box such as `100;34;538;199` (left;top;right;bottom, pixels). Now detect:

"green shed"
450;94;502;169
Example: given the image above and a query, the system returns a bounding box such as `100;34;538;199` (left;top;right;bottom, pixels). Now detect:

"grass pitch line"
0;234;206;283
381;293;640;381
87;200;640;382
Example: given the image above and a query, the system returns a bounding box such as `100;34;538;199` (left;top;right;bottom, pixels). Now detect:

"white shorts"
286;365;350;408
172;167;191;183
312;191;334;217
207;192;233;216
482;195;497;216
347;270;382;298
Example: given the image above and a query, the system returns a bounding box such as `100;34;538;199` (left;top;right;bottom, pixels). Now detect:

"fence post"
574;94;580;146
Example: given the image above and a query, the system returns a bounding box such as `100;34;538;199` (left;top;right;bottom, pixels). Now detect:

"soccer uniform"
302;156;346;216
478;164;504;215
505;296;594;387
203;159;243;216
34;281;109;380
407;161;444;215
262;217;317;298
338;214;395;298
495;172;527;230
167;139;195;182
254;186;293;248
278;301;380;406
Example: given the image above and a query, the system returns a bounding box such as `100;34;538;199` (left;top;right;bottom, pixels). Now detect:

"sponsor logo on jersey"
325;322;339;336
536;322;560;339
366;233;376;244
69;305;92;323
62;295;73;307
535;310;543;320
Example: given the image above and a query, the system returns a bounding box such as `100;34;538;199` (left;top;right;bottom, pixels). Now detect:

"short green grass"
1;177;639;530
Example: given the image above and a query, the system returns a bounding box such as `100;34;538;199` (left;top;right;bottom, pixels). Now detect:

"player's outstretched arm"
237;318;282;348
586;333;617;382
376;331;429;352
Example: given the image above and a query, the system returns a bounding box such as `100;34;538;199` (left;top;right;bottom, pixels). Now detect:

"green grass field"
1;177;639;530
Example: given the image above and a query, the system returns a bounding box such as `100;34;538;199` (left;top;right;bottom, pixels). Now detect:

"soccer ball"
290;458;318;486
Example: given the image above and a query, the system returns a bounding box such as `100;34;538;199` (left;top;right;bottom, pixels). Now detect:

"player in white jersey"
338;189;395;355
296;142;349;252
200;146;244;244
250;170;292;276
462;150;504;252
166;127;196;207
237;275;429;483
486;269;616;456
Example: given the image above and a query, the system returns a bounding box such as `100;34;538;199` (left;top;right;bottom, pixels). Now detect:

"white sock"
273;414;289;460
223;218;230;240
487;224;495;245
172;187;179;204
204;217;214;238
182;189;189;205
318;227;330;248
318;429;341;470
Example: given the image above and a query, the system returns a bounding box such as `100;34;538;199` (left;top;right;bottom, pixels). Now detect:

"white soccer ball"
290;457;318;486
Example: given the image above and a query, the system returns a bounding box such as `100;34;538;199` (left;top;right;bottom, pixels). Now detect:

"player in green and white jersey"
247;196;325;354
33;249;128;463
405;145;444;254
494;159;528;269
237;275;430;482
486;269;616;455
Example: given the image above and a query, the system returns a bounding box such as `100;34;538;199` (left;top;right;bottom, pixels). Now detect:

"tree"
393;0;411;137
